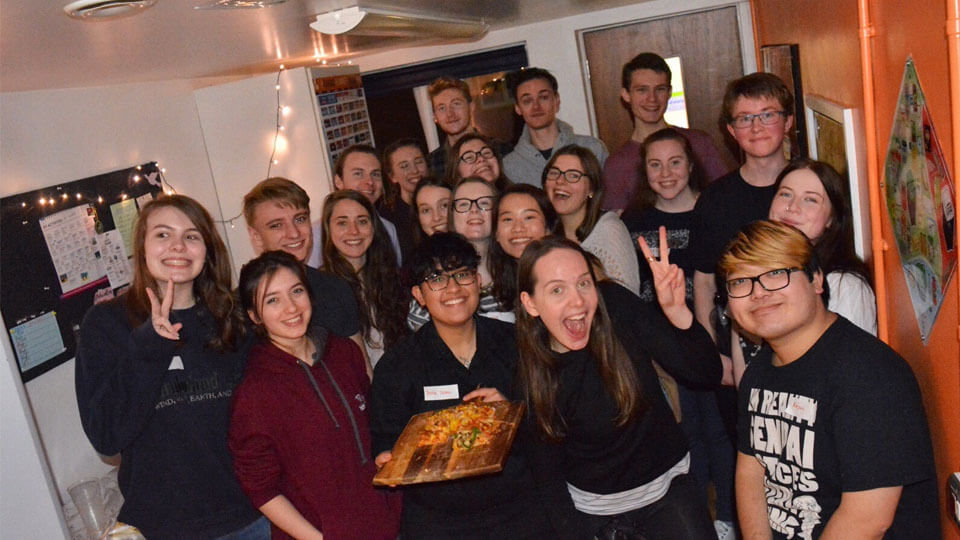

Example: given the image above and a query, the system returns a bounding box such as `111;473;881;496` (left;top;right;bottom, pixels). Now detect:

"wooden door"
582;7;744;166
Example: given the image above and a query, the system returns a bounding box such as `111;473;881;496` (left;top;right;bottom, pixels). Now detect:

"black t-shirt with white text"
737;317;939;539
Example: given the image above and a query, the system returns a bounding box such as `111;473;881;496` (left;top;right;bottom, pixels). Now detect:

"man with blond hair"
719;220;938;539
243;177;371;375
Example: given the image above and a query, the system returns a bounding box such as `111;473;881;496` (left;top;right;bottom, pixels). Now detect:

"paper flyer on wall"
38;204;107;295
97;229;132;289
8;311;66;373
883;57;957;343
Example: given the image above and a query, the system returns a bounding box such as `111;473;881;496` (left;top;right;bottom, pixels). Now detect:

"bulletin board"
1;162;163;382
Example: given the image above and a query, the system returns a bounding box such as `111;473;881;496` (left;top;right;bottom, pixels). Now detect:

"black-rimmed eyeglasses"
459;147;495;164
423;269;477;291
725;267;802;298
452;196;495;213
545;167;588;183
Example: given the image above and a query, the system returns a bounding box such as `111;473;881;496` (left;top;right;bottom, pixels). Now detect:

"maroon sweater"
229;329;401;540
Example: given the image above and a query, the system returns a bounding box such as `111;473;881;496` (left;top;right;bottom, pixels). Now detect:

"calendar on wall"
315;74;374;170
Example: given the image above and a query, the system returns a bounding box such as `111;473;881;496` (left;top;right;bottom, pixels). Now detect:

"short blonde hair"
718;220;817;279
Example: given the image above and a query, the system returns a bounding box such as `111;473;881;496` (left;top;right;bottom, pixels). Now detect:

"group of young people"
74;52;939;540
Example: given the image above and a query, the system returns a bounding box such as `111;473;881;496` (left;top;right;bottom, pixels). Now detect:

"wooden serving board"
373;400;525;486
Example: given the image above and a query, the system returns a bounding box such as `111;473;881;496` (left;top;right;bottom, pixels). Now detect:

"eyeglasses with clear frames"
423;269;477;291
545;167;588;183
725;267;803;298
452;196;495;213
459;147;495;164
729;110;787;130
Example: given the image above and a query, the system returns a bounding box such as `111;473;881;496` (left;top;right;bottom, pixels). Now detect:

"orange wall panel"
754;0;960;537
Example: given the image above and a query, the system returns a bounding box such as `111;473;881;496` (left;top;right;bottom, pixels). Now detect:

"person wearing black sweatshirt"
75;195;265;540
515;234;721;540
369;232;554;539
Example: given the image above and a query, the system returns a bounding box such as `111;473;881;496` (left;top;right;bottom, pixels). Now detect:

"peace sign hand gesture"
145;280;183;340
637;226;694;329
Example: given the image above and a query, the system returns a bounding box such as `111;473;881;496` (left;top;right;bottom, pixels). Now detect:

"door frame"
575;1;757;137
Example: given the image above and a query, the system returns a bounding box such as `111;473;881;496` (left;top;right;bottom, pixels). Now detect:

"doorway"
580;6;745;166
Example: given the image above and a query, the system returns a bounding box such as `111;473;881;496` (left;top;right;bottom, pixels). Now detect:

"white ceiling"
0;0;645;93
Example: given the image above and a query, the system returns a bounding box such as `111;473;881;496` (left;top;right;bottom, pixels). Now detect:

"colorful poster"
38;204;106;295
883;58;957;343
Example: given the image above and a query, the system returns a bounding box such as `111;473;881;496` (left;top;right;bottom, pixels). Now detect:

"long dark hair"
238;250;313;342
381;138;427;211
516;236;642;440
127;194;244;351
447;133;511;192
774;159;871;283
543;145;605;241
321;190;408;349
489;184;560;309
411;176;452;248
626;127;707;213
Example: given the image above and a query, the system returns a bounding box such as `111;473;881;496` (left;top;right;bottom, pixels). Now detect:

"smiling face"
725;263;824;347
144;206;207;288
726;95;793;160
622;68;671;125
456;138;501;183
388;145;428;202
432;88;472;138
452;181;494;242
768;168;834;243
545;154;593;218
411;266;480;329
247;201;312;262
496;193;548;259
520;248;598;353
334;151;383;203
416;185;452;236
328;199;374;270
251;266;312;347
645;138;693;202
514;78;560;130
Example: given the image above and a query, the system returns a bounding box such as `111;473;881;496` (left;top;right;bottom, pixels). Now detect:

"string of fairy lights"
217;65;289;229
20;64;296;228
16;163;175;214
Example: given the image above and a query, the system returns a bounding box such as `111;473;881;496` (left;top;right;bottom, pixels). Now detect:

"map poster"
883;57;957;343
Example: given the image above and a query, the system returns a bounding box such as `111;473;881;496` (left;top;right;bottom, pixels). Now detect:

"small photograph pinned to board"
1;162;163;382
373;400;525;486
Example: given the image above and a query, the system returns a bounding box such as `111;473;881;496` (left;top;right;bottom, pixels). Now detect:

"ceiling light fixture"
309;7;367;35
310;5;487;39
193;0;287;10
63;0;156;20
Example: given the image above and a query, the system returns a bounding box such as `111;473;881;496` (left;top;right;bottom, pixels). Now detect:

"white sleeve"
827;271;877;336
582;212;641;295
306;221;324;269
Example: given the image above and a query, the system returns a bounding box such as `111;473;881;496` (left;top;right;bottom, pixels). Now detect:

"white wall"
0;309;70;539
194;67;335;270
357;0;755;137
0;79;222;526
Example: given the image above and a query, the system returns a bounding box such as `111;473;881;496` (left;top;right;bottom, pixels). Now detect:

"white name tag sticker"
424;384;459;401
168;356;184;371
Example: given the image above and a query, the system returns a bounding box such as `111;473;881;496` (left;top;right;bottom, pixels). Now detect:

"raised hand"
637;226;693;329
146;280;183;340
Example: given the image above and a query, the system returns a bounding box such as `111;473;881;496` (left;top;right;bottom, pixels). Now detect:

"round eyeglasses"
459;147;495;164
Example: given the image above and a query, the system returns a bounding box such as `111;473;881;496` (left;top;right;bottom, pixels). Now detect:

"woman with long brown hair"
515;234;720;540
543;144;640;294
75;194;267;539
321;189;408;369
